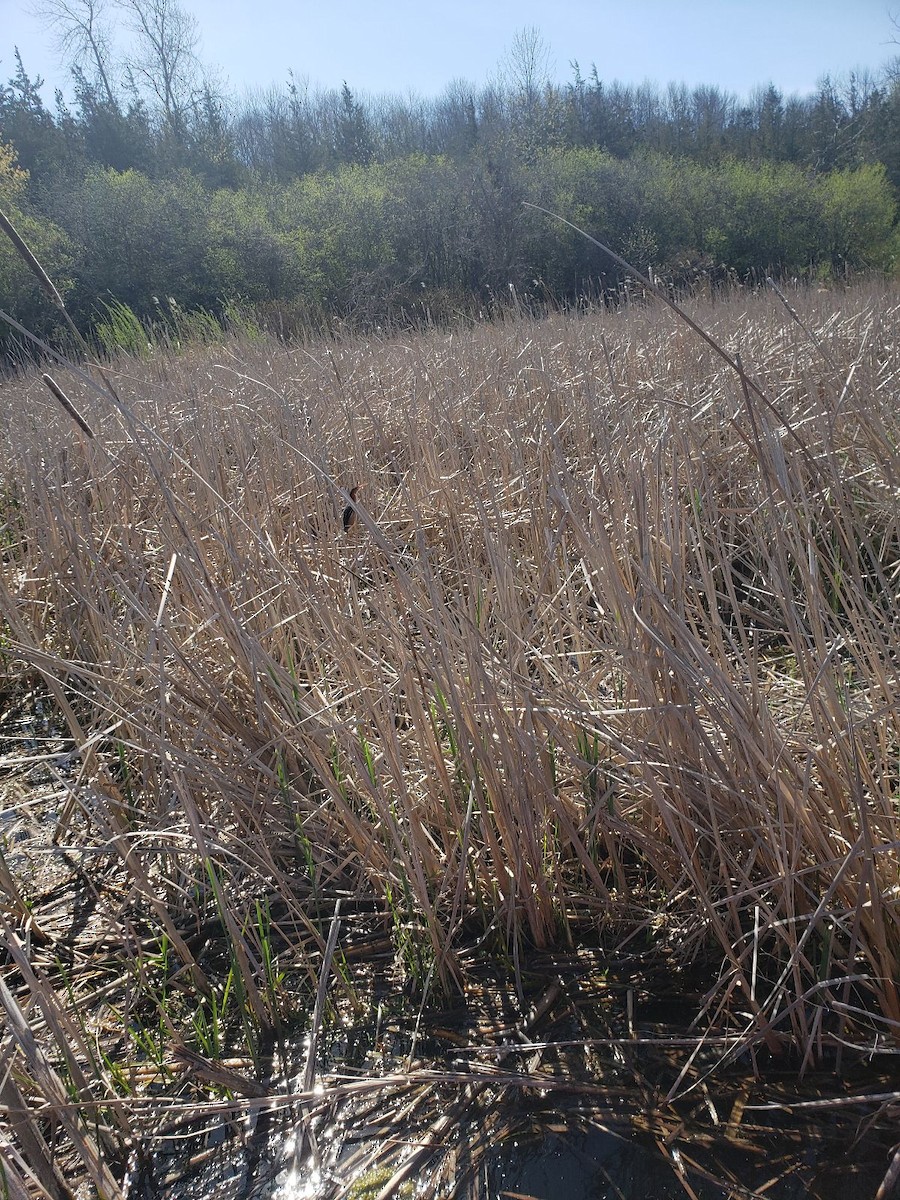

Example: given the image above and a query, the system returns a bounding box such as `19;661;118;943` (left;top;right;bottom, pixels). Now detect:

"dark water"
487;1127;690;1200
138;1065;896;1200
132;957;899;1200
482;1120;892;1200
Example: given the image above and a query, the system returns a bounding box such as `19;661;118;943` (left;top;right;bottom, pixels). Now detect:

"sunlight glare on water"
267;1097;349;1200
270;1156;321;1200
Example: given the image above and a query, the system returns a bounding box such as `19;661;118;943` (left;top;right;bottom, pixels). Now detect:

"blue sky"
3;0;896;102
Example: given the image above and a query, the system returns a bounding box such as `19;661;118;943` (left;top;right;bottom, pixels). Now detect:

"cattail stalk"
41;374;95;439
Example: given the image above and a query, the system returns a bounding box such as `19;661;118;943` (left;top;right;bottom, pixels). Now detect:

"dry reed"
1;279;899;1192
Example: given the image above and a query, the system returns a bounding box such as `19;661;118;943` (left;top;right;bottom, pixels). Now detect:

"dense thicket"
1;25;899;358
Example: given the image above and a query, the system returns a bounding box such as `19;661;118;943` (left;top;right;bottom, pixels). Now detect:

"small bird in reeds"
342;485;361;533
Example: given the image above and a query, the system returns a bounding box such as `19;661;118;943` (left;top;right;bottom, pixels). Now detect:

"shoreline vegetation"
2;145;897;370
3;28;900;367
2;272;900;1196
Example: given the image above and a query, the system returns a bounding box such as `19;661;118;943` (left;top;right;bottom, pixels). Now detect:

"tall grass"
1;280;899;1189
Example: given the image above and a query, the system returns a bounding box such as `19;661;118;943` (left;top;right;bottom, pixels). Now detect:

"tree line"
1;5;899;361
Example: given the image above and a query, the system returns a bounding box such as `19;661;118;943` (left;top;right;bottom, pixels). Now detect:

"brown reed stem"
41;374;95;439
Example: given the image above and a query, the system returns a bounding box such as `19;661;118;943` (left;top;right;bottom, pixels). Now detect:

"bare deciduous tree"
116;0;201;134
498;25;554;107
30;0;118;104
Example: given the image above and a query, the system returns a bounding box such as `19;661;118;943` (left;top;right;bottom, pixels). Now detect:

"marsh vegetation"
1;280;900;1197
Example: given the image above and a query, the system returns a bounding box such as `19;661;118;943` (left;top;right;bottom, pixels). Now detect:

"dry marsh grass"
1;280;900;1195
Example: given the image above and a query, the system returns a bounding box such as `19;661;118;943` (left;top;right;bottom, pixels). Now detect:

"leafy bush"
0;141;74;354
